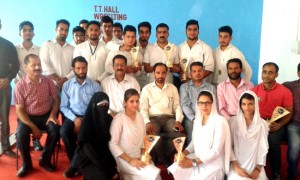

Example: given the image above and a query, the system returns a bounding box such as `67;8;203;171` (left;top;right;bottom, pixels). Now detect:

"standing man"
60;56;100;178
79;19;89;31
113;22;123;40
100;16;121;45
212;25;252;85
14;54;60;177
180;62;216;144
15;21;43;152
252;62;293;179
140;63;184;166
144;23;180;84
283;63;300;180
40;19;74;90
73;20;109;83
102;54;140;118
179;19;215;81
71;26;85;46
0;19;19;157
217;58;254;121
137;21;152;55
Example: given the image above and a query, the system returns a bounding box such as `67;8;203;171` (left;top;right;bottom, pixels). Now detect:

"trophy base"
166;60;173;68
181;73;187;82
141;154;152;165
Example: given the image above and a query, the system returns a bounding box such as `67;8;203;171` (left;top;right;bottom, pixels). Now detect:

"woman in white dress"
227;91;269;180
168;90;231;180
109;88;161;180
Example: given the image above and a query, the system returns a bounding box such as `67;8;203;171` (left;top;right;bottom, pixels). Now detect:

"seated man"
140;62;184;166
60;56;101;178
14;54;60;177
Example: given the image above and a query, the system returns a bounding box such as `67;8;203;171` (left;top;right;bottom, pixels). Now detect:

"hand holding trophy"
268;106;290;125
164;44;174;68
141;135;160;164
173;137;186;162
131;46;140;68
180;58;189;81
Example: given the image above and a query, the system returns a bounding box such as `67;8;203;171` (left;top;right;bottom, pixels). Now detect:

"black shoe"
39;158;55;172
63;165;78;178
3;150;17;158
16;165;33;177
271;172;281;180
33;139;43;151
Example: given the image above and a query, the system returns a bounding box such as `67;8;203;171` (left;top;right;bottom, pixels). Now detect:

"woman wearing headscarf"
168;90;231;180
77;91;118;180
227;90;269;179
109;89;161;180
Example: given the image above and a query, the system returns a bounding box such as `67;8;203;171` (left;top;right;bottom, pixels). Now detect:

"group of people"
0;14;299;180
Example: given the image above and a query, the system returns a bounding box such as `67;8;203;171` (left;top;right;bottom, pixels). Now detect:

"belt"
150;114;175;119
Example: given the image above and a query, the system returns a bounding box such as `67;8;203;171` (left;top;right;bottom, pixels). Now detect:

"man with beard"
140;63;184;166
113;22;123;40
14;54;60;177
180;62;216;145
73;20;109;83
60;56;101;178
217;58;254;121
101;54;140;118
144;23;180;84
212;26;252;85
40;19;74;91
178;19;214;82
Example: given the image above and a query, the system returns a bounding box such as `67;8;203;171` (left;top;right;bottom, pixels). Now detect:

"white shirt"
73;40;109;82
101;74;140;114
140;82;184;124
136;39;151;56
100;36;122;46
40;40;74;79
212;44;252;85
143;41;179;83
179;39;215;74
15;43;40;83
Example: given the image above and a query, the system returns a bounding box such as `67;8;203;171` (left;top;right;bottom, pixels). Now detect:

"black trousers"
60;117;77;161
16;112;60;167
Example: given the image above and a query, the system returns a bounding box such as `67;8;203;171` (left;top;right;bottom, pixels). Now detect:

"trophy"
173;137;186;162
164;44;174;68
180;58;190;81
268;106;290;124
131;46;140;67
141;135;160;164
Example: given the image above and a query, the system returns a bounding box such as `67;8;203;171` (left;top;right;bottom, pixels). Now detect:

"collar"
18;43;38;50
111;74;128;82
225;78;247;86
52;39;69;47
70;77;91;85
25;75;42;84
261;82;277;90
150;82;169;89
187;80;207;88
218;43;233;51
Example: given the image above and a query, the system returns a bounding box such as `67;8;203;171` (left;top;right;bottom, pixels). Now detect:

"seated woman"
227;91;269;179
168;90;231;180
77;92;118;180
109;88;161;180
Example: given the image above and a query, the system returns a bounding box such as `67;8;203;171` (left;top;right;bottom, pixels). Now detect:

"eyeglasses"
197;101;213;106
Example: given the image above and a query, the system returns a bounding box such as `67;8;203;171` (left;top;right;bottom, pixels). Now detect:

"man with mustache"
40;19;74;91
212;26;252;85
102;54;140;118
14;54;60;177
60;56;101;178
217;58;254;121
73;20;109;84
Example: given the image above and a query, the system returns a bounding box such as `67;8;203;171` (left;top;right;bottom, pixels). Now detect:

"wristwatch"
191;159;197;167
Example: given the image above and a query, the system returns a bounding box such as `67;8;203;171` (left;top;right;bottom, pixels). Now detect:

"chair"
16;131;61;170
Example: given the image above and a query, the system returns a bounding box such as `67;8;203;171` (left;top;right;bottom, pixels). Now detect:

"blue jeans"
287;121;300;177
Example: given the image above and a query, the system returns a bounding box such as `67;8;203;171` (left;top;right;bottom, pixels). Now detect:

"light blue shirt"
60;77;101;121
180;80;216;121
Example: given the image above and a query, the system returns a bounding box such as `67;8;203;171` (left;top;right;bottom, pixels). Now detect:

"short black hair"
19;21;34;32
123;25;136;35
72;26;85;35
186;19;199;30
112;54;127;65
189;61;203;71
56;19;70;29
101;16;113;26
227;58;243;69
219;26;233;37
72;56;88;67
113;22;123;31
156;23;169;31
87;20;100;29
24;54;39;65
79;19;89;25
263;62;279;73
153;62;167;72
138;21;151;33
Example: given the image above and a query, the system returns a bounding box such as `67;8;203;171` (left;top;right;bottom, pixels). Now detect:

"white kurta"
109;112;161;180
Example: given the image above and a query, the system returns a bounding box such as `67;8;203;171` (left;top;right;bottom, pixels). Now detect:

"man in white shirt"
73;20;109;83
71;26;85;46
179;19;215;82
140;62;184;166
137;21;152;55
102;54;140;118
40;19;74;90
212;25;252;85
100;16;122;45
144;23;180;84
113;22;123;40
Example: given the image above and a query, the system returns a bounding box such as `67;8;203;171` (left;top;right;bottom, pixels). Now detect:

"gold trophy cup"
131;46;140;67
173;137;186;162
164;44;174;68
180;58;189;81
268;106;290;125
141;135;160;164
